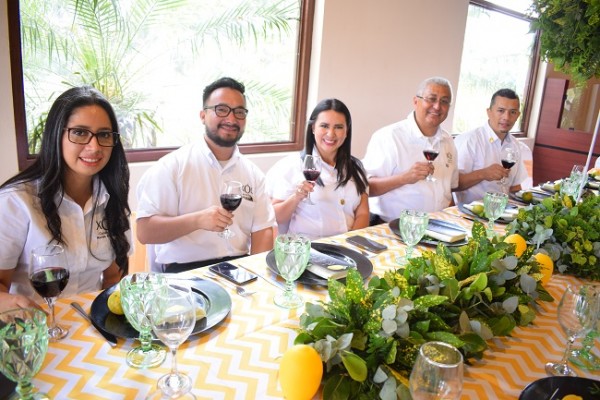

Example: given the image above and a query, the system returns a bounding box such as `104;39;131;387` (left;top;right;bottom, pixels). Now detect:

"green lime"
472;204;484;216
521;192;533;203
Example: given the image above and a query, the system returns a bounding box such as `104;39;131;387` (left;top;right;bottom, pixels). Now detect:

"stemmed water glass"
29;244;70;341
302;155;322;205
0;308;49;400
545;284;599;377
409;341;464;400
423;138;440;182
500;145;518;193
570;285;600;371
273;234;311;309
397;210;429;265
219;181;243;239
120;273;168;369
483;191;508;239
147;281;196;400
561;164;586;198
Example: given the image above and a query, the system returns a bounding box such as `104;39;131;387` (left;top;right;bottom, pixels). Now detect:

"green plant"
508;193;600;280
529;0;600;83
295;223;553;400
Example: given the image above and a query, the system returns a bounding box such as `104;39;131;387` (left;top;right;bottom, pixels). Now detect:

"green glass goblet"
273;234;311;309
397;209;429;266
570;285;600;370
0;308;49;400
483;191;508;239
120;273;168;369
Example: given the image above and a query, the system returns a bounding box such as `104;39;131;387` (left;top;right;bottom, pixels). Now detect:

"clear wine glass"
29;244;70;341
0;308;49;400
483;191;508;239
570;285;600;371
409;341;464;400
423;138;440;182
218;181;243;239
147;281;196;400
302;154;322;205
397;210;429;265
545;284;599;376
562;164;586;198
273;234;311;309
120;273;168;369
500;145;518;193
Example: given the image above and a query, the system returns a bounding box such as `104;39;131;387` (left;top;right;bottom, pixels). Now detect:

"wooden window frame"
8;0;315;170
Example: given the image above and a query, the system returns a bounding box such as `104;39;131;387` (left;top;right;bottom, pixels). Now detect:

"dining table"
25;207;599;400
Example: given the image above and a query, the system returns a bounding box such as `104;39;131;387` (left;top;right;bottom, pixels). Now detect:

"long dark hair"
1;86;131;276
305;98;368;194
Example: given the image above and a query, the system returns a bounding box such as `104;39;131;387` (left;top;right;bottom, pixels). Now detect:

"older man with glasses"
362;76;459;223
136;77;275;273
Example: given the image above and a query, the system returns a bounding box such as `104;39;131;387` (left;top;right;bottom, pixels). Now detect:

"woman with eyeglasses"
266;98;370;239
0;86;130;301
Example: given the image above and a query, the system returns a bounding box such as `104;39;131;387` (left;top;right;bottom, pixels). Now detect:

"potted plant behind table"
508;193;600;280
292;222;553;400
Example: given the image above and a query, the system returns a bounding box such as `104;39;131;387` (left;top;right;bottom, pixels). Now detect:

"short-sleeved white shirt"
0;178;118;300
136;138;276;265
362;112;459;221
454;123;528;205
265;153;363;240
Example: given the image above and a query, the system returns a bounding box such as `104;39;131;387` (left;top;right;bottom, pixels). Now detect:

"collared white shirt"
454;122;528;205
362;112;459;221
0;178;119;300
265;153;362;240
136;137;276;264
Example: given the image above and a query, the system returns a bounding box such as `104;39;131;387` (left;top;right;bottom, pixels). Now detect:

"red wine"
303;169;321;182
501;159;516;169
30;267;69;298
423;150;439;161
220;194;242;211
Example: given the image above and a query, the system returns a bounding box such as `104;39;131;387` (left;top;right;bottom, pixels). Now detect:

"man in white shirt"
136;77;276;272
362;77;459;222
454;88;528;205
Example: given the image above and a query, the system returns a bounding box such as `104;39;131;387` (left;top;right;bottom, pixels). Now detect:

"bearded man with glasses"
362;76;459;224
136;77;275;273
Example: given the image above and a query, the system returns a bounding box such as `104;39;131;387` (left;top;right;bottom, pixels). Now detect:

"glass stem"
285;280;295;298
16;379;34;400
580;329;599;354
139;324;153;351
487;219;495;238
406;245;414;260
46;297;57;329
559;336;575;369
170;347;179;376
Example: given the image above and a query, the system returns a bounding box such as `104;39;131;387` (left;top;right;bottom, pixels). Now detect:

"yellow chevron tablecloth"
31;210;599;399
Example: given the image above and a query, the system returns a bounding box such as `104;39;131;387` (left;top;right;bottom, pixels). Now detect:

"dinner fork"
203;271;256;297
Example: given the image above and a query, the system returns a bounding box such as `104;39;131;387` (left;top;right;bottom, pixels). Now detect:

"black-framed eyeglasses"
416;95;452;107
204;104;249;120
65;127;120;147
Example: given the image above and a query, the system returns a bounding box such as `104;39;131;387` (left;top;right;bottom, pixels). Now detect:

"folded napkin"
306;248;355;280
424;220;467;243
464;201;518;222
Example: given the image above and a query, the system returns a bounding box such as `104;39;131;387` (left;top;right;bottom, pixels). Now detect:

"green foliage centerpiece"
508;193;600;280
295;222;553;400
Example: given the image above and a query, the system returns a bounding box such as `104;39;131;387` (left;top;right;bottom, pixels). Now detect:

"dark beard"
205;124;243;147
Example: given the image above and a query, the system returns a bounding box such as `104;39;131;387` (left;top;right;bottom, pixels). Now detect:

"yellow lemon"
534;253;554;285
107;290;124;315
521;191;533;203
279;345;323;400
504;234;527;258
562;395;583;400
195;306;206;320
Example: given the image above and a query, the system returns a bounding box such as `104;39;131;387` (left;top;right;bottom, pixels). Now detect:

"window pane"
19;0;301;153
453;3;536;134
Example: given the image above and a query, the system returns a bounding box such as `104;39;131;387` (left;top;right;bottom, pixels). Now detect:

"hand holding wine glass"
409;341;464;400
219;181;243;239
500;145;518;192
397;210;429;265
483;191;508;239
545;284;599;376
148;281;196;400
302;155;322;205
29;244;70;341
0;308;49;400
423;138;440;182
273;234;311;309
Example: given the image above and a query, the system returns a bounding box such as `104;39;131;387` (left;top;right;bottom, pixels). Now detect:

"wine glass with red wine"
423;138;440;182
29;244;70;341
219;181;243;239
500;145;518;192
302;154;322;205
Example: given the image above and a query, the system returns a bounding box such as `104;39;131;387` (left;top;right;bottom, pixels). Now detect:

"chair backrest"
518;141;533;190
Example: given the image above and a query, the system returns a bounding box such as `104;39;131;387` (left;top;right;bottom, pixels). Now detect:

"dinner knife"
70;302;118;347
346;235;387;253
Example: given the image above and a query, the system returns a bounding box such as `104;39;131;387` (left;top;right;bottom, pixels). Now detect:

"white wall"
0;0;470;210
